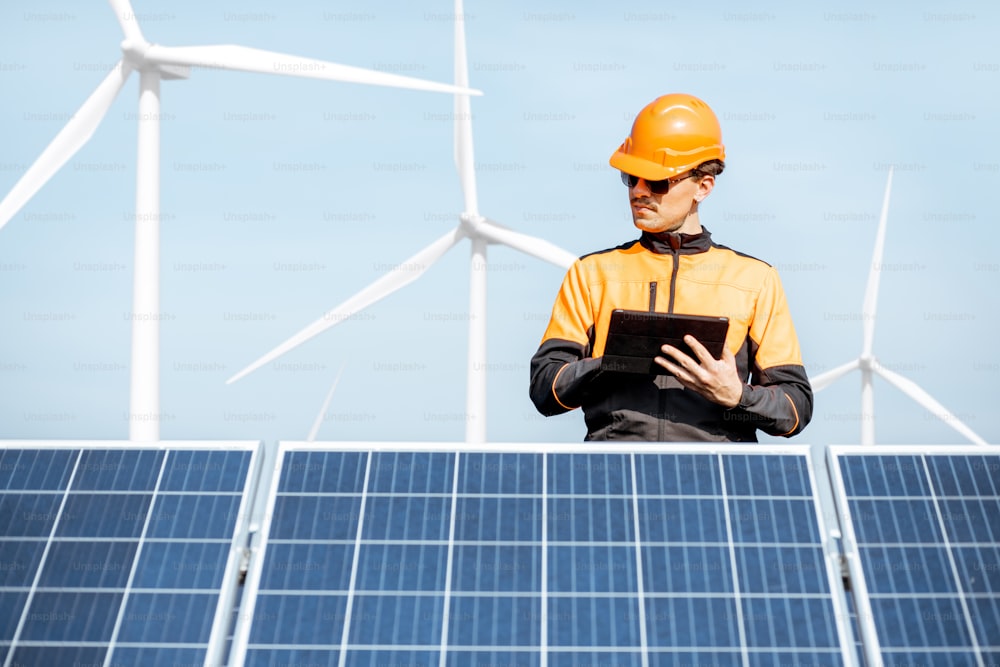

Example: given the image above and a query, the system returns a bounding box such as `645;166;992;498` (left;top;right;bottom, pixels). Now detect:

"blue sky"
0;0;997;445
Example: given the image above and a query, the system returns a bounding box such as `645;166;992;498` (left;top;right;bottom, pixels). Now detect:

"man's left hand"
655;335;744;408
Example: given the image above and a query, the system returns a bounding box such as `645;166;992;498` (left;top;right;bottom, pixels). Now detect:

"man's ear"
693;174;715;203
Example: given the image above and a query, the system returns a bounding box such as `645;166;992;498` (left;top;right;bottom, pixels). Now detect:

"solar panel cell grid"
0;443;259;667
235;445;852;666
10;443;997;665
832;446;1000;667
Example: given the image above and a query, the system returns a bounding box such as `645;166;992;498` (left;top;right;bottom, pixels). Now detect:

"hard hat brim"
609;148;684;181
610;145;725;181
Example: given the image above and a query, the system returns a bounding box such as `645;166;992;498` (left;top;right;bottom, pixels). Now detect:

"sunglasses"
620;171;694;195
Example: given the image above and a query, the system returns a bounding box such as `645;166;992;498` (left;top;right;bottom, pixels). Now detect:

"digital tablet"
601;309;730;375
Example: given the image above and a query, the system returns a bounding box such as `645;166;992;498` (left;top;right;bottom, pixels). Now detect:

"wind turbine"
227;0;578;443
811;167;987;445
0;0;481;442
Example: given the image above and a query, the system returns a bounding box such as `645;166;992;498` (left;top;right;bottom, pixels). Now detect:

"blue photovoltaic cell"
723;453;813;497
635;453;720;495
548;452;631;495
249;593;349;645
277;450;367;493
939;497;1000;543
0;444;257;666
160;449;251;492
447;650;541;667
369;451;455;493
840;455;932;497
735;546;828;594
458;453;542;494
260;542;355;591
0;542;44;587
239;446;849;665
548;496;634;542
452;544;540;592
955;546;1000;594
454;496;541;541
244;648;341;667
549;595;641;647
362;495;451;540
0;494;62;537
642;544;732;593
117;592;220;643
268;495;362;540
836;449;1000;666
133;541;230;589
927;455;1000;496
72;448;162;490
742;596;839;648
449;595;540;646
549;544;637;592
55;493;153;538
548;652;645;667
0;449;75;490
729;497;820;543
636;497;727;542
348;595;446;645
643;597;739;647
356;543;448;590
109;646;208;667
859;545;957;594
38;540;137;588
19;591;122;641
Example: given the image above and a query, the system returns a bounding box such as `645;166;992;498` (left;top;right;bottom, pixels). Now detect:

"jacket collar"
639;227;714;255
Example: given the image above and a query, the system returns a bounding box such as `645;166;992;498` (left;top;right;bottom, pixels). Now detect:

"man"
529;93;812;441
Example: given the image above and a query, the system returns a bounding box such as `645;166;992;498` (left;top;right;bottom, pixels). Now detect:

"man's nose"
629;178;652;196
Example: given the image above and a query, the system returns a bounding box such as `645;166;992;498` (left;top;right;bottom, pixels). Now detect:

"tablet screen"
601;309;730;375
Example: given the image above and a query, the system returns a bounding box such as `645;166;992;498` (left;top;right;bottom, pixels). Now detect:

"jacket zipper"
660;240;682;441
667;243;680;314
648;282;657;312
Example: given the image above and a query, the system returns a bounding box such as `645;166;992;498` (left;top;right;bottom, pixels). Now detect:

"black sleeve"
529;338;604;416
728;363;813;437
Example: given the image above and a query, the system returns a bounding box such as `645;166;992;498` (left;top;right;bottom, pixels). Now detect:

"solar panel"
231;442;857;666
828;445;1000;667
0;440;262;667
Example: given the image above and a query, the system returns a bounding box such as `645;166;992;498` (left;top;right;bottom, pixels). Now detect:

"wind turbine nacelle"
120;40;191;80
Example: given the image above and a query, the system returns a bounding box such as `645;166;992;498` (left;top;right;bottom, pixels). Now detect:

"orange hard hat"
610;93;726;180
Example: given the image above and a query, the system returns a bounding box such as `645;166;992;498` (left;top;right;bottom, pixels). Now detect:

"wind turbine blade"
476;219;577;269
453;0;478;215
811;358;861;392
307;363;345;442
144;45;482;96
227;227;465;384
874;364;989;445
861;167;893;357
0;61;133;231
108;0;145;43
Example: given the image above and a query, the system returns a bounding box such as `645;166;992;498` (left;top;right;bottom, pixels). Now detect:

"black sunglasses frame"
620;171;695;195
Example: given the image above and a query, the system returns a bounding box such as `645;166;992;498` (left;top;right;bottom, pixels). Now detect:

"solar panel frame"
827;444;1000;667
0;439;263;667
231;441;859;666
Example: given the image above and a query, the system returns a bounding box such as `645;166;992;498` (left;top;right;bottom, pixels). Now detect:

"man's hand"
655;334;744;408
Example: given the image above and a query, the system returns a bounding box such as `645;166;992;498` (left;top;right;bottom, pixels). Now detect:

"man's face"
626;173;712;234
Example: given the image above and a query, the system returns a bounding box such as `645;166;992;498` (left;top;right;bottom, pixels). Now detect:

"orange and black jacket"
529;228;813;441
